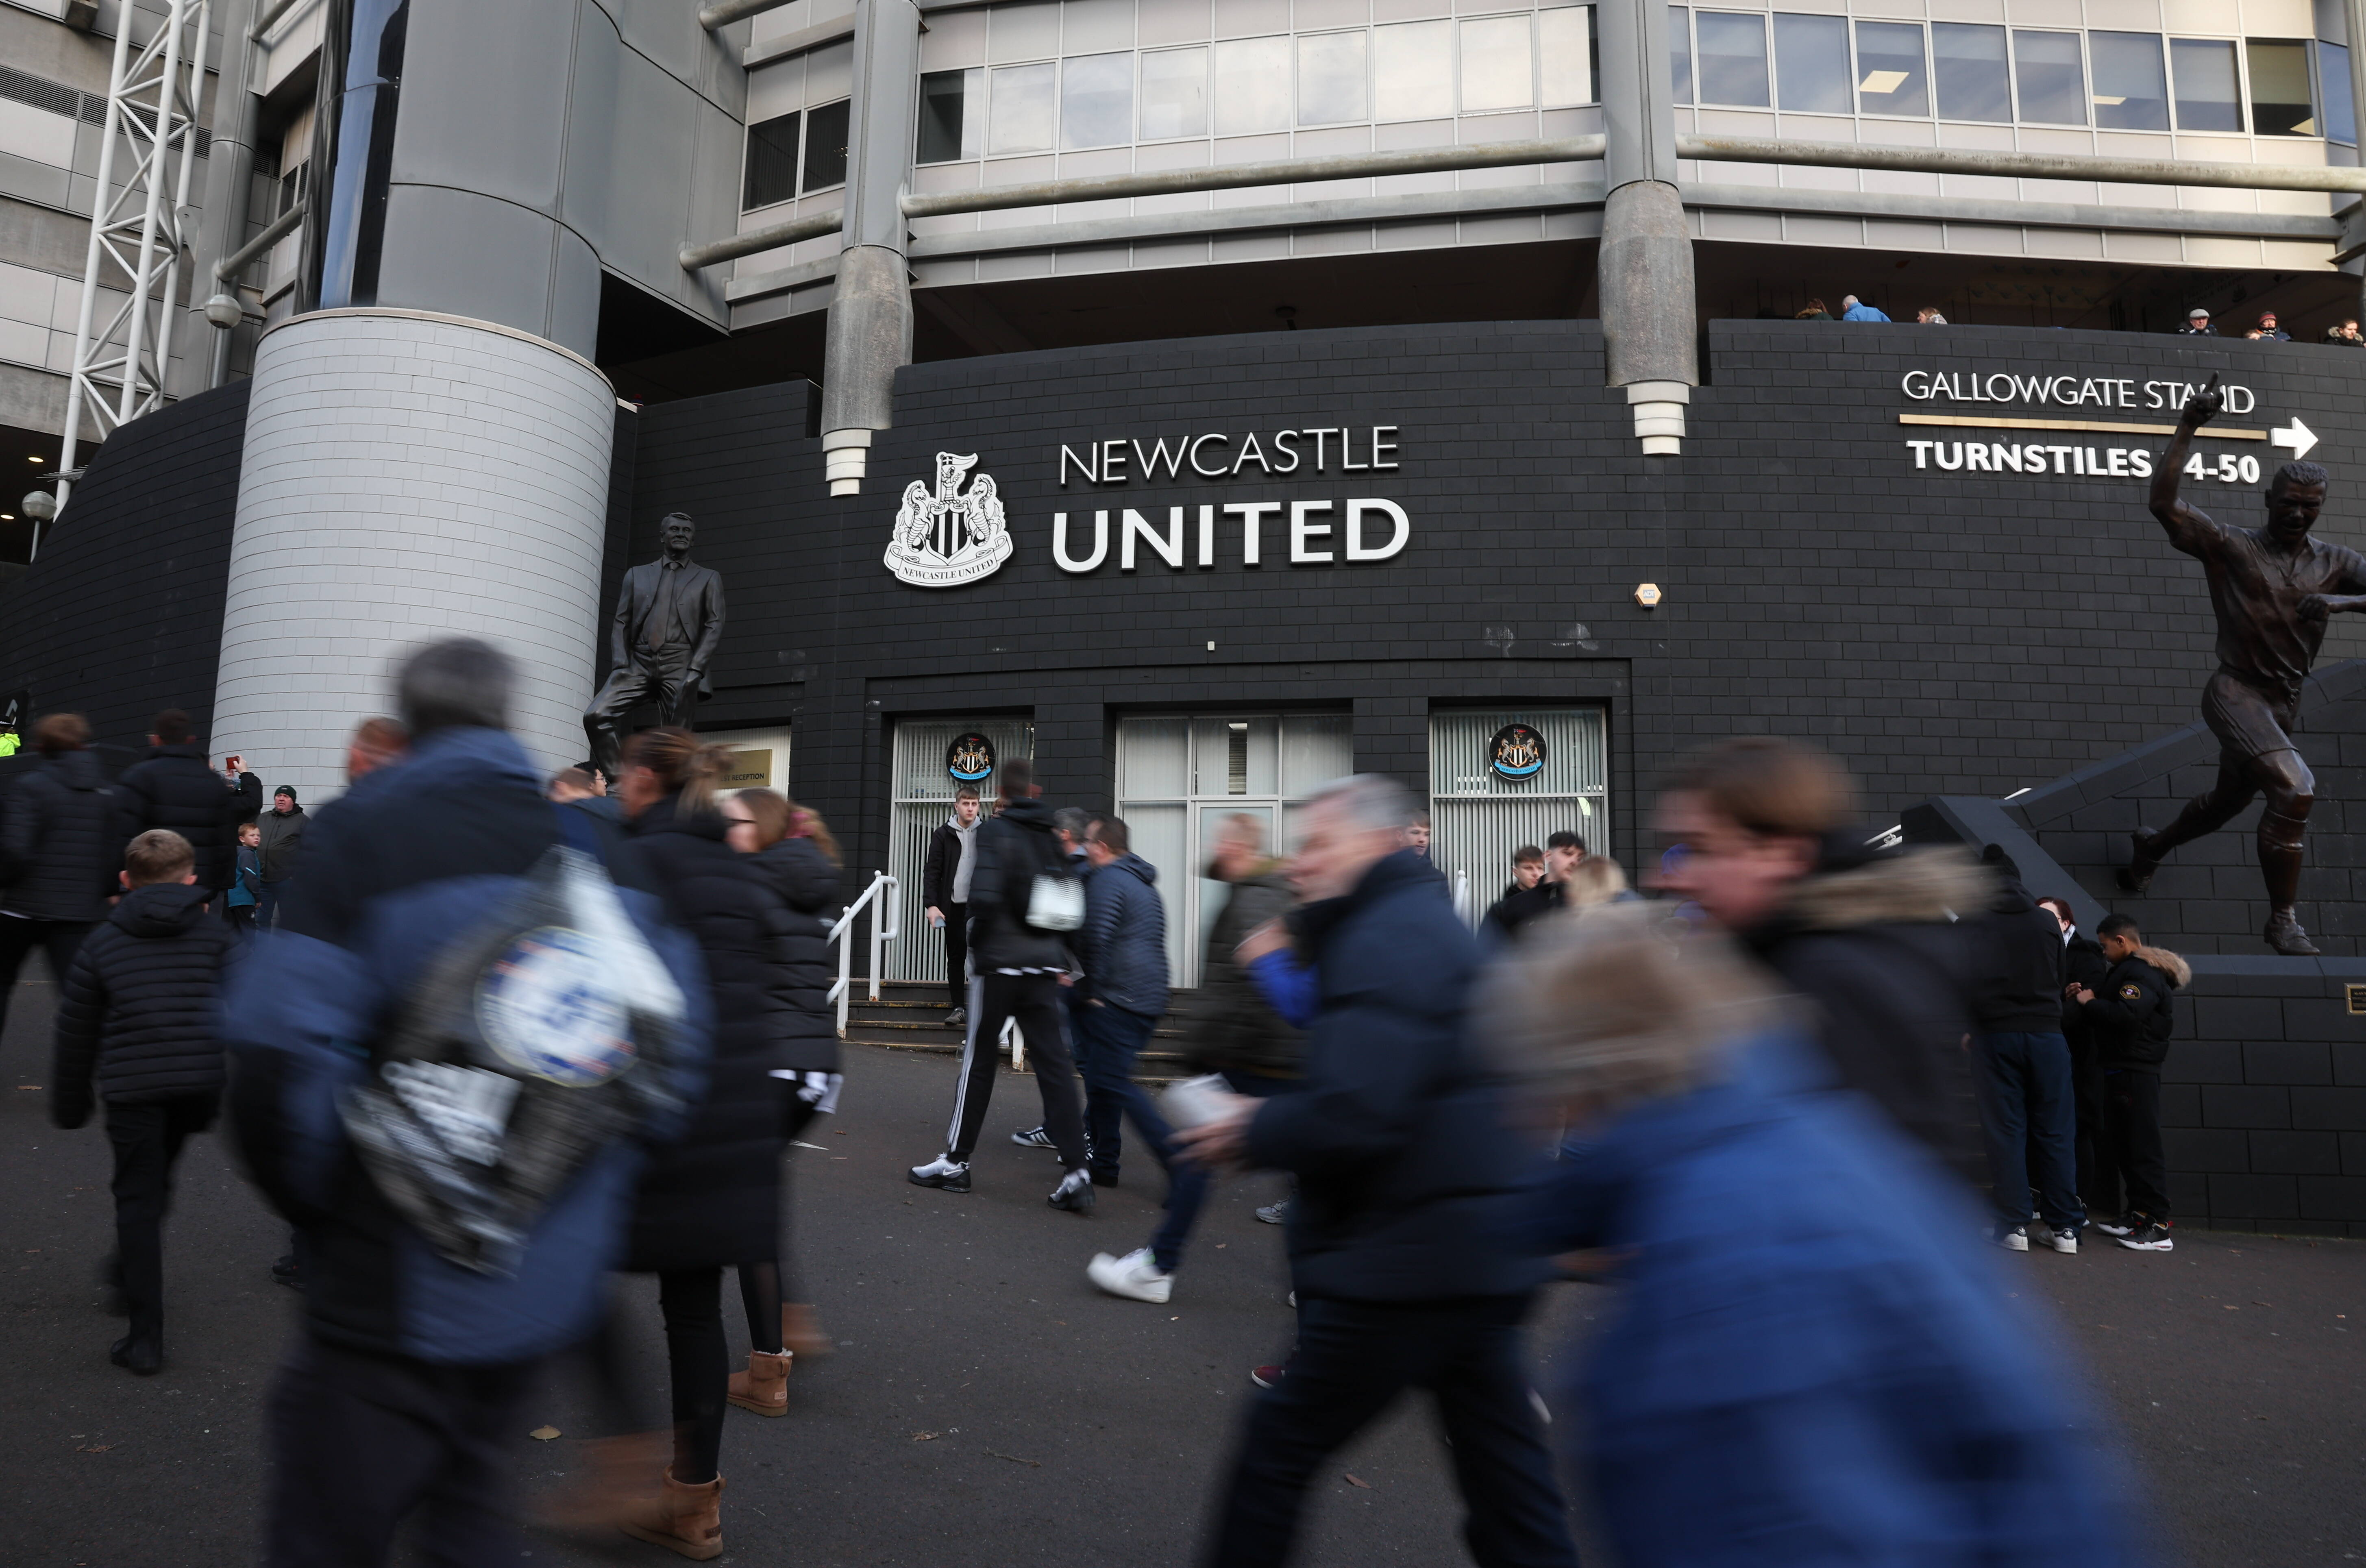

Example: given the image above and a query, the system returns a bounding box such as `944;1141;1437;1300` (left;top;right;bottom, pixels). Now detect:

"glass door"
1115;714;1352;985
886;717;1034;982
1428;708;1609;926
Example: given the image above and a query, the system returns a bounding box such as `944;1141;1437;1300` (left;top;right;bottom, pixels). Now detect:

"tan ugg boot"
539;1431;671;1530
618;1467;724;1560
726;1349;792;1416
781;1302;832;1359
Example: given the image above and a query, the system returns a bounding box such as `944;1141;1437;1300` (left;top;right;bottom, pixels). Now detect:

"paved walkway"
2;978;2360;1566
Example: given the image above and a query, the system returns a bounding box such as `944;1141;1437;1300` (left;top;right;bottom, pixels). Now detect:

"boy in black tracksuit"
2072;913;2186;1253
51;829;241;1373
2040;897;2115;1215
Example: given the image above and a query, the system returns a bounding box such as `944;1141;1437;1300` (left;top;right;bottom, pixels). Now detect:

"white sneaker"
2037;1224;2079;1254
1087;1248;1173;1304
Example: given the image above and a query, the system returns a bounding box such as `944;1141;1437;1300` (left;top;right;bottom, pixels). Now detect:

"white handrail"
827;871;898;1037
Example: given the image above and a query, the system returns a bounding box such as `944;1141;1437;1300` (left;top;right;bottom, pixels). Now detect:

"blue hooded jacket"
1079;851;1169;1018
1523;1030;2145;1568
224;727;710;1367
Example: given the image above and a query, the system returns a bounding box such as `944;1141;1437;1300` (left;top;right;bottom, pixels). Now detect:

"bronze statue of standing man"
2122;374;2366;954
583;511;725;780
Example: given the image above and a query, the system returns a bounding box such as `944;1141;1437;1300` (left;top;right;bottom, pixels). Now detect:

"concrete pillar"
818;0;922;495
1595;0;1698;455
211;309;616;795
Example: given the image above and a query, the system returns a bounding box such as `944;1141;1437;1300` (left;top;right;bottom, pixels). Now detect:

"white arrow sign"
2272;418;2319;460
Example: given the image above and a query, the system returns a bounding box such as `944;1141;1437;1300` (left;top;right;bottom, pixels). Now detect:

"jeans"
257;879;291;932
1075;999;1208;1273
1205;1294;1579;1568
105;1095;215;1347
266;1334;540;1568
2103;1067;2171;1221
1972;1031;2084;1231
0;915;93;1044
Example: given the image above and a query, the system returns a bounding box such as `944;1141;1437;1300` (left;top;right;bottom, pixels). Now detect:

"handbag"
1026;869;1086;932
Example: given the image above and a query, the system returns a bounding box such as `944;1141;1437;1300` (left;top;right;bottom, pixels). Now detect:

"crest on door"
886;453;1013;588
1488;723;1547;781
945;732;996;784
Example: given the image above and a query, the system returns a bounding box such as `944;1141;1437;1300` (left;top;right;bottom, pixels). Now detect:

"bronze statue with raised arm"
2122;374;2366;954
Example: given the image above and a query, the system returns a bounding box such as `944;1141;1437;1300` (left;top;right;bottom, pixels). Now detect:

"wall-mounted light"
1634;582;1663;609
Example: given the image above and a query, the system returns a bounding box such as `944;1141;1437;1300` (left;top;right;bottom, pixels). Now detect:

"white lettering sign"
1060;426;1400;485
1899;369;2256;415
1051;499;1409;575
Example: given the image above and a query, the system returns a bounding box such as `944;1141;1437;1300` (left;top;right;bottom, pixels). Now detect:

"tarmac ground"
2;975;2361;1567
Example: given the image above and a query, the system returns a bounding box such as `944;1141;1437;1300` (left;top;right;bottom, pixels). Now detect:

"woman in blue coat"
1489;906;2149;1568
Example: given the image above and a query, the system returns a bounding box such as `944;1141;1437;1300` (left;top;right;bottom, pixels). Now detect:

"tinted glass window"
1376;20;1454;119
1062;50;1134;148
916;70;979;163
2321;41;2356;144
2248;39;2315;134
1854;22;1927;116
989;61;1056;153
2013;29;2087;125
2170;37;2241;132
1298;30;1369;125
1140;46;1208;139
1461;14;1535;111
744;112;799;209
1696;11;1769;107
2091;32;2168;130
1214;35;1291;135
801;99;849;190
1933;22;2010;122
1774;13;1850;113
1669;7;1692;105
1539;6;1593;105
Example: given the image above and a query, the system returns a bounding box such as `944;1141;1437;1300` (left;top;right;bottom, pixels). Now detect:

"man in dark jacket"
224;639;707;1567
1656;738;1987;1179
1189;814;1303;1091
921;784;982;1023
113;709;261;896
2041;895;2115;1216
1174;775;1578;1568
0;713;119;1044
255;786;307;930
1968;845;2083;1252
1482;830;1586;942
909;757;1095;1210
2074;914;2187;1253
52;828;240;1376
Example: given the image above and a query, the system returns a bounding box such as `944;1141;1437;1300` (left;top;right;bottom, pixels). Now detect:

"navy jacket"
224;727;708;1367
0;748;119;922
52;880;240;1126
1974;873;2068;1035
1523;1030;2143;1568
114;743;260;893
1244;849;1544;1302
1079;852;1169;1018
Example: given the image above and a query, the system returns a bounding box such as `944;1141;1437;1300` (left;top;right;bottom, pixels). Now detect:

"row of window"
1673;10;2355;141
743;99;850;211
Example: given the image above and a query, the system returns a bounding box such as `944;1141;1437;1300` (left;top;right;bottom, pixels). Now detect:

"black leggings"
658;1261;786;1485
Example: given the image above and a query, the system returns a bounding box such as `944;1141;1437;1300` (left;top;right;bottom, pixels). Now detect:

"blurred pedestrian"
1970;844;2082;1252
910;758;1095;1210
614;730;803;1552
2040;895;2113;1215
344;715;408;783
1655;738;1986;1176
2074;915;2186;1253
923;784;983;1025
1175;776;1577;1568
113;708;260;897
224;820;263;940
722;786;842;1365
1193;814;1307;1234
1490;905;2144;1568
0;714;118;1045
51;828;240;1376
225;639;705;1568
1484;830;1588;941
551;763;623;823
255;786;307;930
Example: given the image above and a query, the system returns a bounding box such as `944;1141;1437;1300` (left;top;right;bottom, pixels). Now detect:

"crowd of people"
0;651;2172;1566
2177;305;2366;344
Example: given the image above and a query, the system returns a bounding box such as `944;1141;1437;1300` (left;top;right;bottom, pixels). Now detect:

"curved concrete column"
212;307;615;795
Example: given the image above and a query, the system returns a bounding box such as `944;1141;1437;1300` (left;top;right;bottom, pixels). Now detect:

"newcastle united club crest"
887;452;1013;587
946;732;996;784
1488;723;1547;781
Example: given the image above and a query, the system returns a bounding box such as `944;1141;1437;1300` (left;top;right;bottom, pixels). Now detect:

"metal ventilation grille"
0;63;208;155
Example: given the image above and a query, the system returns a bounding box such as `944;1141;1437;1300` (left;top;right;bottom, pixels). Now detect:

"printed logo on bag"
1488;724;1548;781
478;927;639;1087
946;732;997;784
887;453;1013;587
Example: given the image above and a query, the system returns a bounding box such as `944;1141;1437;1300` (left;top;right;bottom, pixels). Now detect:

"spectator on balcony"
1839;295;1891;322
1915;306;1949;324
2177;308;2218;336
1795;298;1833;320
2246;312;2290;342
2323;319;2363;347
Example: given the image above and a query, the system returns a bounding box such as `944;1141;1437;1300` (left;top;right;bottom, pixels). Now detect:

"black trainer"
2093;1214;2142;1238
1048;1169;1095;1213
2115;1221;2175;1252
1011;1126;1056;1150
908;1155;972;1193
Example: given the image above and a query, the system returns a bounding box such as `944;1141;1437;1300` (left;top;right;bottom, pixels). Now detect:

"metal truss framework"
57;0;214;524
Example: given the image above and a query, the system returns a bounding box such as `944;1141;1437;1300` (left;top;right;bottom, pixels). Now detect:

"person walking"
0;714;119;1045
51;829;241;1375
255;786;307;930
2074;914;2187;1252
113;709;260;898
723;785;842;1371
1192;814;1306;1234
613;729;801;1556
223;639;707;1568
1969;845;2083;1252
1173;776;1578;1568
1491;906;2145;1568
908;757;1094;1211
922;785;982;1025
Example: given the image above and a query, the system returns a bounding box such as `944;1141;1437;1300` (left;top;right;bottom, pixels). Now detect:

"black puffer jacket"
1;748;120;922
622;793;793;1270
115;744;260;893
966;796;1074;971
1971;867;2067;1035
751;836;840;1074
51;881;239;1128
